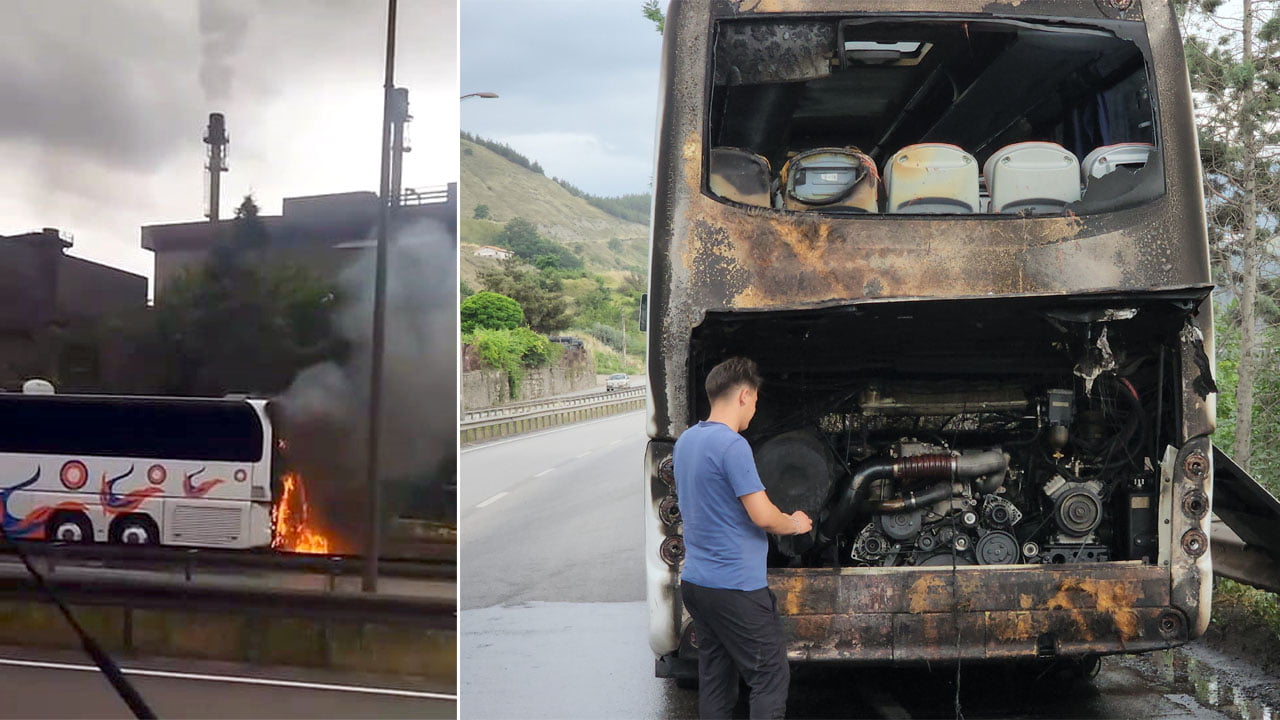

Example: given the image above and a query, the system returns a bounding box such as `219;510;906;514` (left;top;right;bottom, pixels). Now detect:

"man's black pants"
680;580;790;719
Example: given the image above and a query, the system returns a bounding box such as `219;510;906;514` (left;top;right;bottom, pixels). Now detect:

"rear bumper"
771;563;1186;663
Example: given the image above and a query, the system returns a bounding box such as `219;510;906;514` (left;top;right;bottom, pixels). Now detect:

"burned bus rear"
644;0;1215;678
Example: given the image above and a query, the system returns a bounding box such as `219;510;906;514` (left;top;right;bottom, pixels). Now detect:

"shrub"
468;327;561;398
460;291;523;334
586;323;624;352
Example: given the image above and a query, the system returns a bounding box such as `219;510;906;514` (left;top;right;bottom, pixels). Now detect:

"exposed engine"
688;296;1199;571
755;371;1159;568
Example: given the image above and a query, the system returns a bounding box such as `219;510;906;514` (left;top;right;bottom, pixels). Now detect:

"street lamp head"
461;92;500;100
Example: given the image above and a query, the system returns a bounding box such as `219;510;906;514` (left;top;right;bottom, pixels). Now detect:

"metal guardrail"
0;541;455;579
1212;520;1280;593
462;386;645;423
0;572;455;628
461;387;647;444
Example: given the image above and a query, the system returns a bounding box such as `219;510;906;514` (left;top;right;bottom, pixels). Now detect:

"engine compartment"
688;293;1209;570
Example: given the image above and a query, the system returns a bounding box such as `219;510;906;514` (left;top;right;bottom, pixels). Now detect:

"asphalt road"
459;412;1271;720
0;644;455;718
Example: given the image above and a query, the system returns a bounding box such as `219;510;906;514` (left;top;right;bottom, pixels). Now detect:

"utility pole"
621;310;627;369
364;0;397;593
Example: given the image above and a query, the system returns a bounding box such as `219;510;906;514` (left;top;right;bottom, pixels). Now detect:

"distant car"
548;335;585;350
606;373;630;391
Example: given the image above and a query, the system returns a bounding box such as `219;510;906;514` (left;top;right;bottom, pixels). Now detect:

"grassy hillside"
460;217;503;249
460;137;649;272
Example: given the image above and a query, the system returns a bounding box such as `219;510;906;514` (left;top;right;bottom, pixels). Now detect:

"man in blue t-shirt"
674;357;812;719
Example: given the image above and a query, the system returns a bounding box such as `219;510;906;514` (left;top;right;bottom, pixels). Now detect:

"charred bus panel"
646;0;1214;677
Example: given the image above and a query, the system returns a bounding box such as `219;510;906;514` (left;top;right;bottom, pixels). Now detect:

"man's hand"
788;511;812;536
742;491;814;536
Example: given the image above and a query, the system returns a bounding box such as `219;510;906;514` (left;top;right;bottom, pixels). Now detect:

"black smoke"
275;217;457;553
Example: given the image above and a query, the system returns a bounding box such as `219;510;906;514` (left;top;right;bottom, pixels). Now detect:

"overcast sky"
0;0;457;282
460;0;663;198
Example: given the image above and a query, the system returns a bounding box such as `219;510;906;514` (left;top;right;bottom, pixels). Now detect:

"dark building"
141;184;458;298
0;228;148;388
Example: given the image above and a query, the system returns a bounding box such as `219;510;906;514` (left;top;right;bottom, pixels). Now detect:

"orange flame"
272;472;333;554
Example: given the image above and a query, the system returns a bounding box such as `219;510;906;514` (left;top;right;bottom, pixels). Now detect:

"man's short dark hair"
705;357;762;403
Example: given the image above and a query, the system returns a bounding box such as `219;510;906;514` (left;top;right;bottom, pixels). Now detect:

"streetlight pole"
390;88;411;207
364;0;397;593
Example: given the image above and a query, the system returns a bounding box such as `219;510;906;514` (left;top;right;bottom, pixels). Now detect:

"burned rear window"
707;18;1162;216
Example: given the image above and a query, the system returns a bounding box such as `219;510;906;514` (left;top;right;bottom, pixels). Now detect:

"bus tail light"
1181;528;1208;558
660;536;685;566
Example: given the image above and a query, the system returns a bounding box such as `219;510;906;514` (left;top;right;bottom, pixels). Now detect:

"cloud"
0;1;201;173
461;0;662;196
1;0;457;281
497;131;653;196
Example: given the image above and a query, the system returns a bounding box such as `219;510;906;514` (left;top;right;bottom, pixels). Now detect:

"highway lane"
0;645;455;719
460;411;1268;719
460;411;648;609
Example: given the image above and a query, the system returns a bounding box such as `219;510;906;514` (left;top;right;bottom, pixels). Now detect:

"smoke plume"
197;0;250;103
275;218;457;551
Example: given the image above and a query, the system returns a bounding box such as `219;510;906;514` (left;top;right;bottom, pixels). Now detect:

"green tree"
478;262;571;333
1181;1;1280;470
138;264;341;396
460;291;524;334
209;195;270;273
473;204;491;220
115;195;343;396
493;217;582;270
642;0;665;33
1213;300;1280;497
533;253;562;271
575;278;616;326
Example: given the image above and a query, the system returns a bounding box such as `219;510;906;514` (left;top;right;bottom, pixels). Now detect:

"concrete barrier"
0;600;455;682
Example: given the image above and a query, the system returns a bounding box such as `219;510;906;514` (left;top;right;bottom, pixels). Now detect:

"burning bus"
0;389;329;552
644;0;1224;680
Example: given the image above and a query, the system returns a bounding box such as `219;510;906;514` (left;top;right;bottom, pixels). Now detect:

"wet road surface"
459;412;1271;719
0;644;455;718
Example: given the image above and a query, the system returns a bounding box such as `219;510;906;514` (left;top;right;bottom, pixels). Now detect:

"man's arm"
741;491;813;535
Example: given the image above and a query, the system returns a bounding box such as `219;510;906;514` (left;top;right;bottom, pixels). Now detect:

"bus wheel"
47;512;93;543
113;516;158;545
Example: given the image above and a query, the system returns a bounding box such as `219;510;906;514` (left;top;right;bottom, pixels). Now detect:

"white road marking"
475;491;510;509
575;451;591;459
532;468;555;478
460;410;645;453
0;657;457;701
609;439;622;446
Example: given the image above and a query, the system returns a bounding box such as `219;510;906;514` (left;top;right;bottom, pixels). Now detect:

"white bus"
0;393;275;549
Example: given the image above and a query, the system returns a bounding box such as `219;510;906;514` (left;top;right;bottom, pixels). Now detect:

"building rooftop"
141;184;457;253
